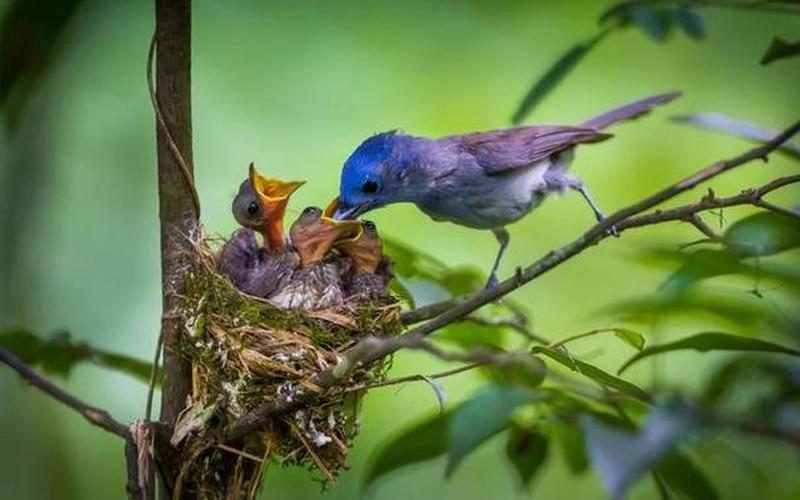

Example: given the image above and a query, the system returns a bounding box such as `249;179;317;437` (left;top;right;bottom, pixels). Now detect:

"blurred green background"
1;0;798;498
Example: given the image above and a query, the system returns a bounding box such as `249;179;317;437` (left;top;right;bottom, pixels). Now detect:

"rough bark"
155;0;195;428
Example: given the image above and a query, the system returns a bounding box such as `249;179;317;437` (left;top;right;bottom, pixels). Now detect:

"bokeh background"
1;0;799;498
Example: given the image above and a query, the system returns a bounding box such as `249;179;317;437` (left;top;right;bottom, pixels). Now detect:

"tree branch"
154;0;196;430
344;362;488;393
223;120;800;442
0;347;129;438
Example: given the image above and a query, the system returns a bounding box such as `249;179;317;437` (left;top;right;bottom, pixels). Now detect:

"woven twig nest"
171;230;401;497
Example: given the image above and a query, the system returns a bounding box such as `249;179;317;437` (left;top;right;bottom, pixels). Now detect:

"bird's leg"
486;227;510;289
566;177;619;237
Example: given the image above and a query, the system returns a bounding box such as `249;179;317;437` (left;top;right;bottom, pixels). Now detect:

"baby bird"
269;207;360;310
218;164;304;297
335;220;393;301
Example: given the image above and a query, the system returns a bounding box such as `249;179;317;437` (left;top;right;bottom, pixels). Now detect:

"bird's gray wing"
458;125;610;175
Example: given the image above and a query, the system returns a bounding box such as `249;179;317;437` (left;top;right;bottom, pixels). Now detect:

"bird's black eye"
363;220;376;232
247;201;259;216
303;206;321;217
362;180;379;194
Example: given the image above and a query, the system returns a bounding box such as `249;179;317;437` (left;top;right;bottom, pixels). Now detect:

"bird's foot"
595;213;619;238
484;273;499;290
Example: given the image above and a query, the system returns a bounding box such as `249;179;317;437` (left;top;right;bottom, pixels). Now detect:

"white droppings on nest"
185;316;198;337
296;412;333;448
222;379;246;418
311;431;332;447
290;348;308;360
273;353;289;363
277;382;299;403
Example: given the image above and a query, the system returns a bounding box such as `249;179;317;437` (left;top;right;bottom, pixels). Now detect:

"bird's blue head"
334;131;408;220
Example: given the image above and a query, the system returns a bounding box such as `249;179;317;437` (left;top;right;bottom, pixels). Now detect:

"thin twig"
346;362;487;393
462;315;548;344
0;347;129;438
216;444;265;463
547;328;626;350
401;297;465;325
619;175;800;230
145;333;163;421
753;199;800;222
147;33;201;217
685;213;720;239
288;422;336;483
223;121;800;442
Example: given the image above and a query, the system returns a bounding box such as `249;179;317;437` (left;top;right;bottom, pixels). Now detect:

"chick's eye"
303;206;321;216
362;180;379;194
247;201;260;216
363;221;376;231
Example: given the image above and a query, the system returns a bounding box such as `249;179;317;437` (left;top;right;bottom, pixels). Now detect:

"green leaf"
511;31;608;125
532;346;651;402
435;321;508;350
628;6;672;41
761;37;800;65
554;420;589;474
613;328;646;351
446;385;538;476
619;332;800;374
481;355;547;389
0;328;155;383
389;279;416;308
420;375;449;414
656;451;719;500
723;211;800;257
607;289;772;329
671;113;800;161
659;249;745;296
364;412;449;490
505;426;549;489
669;7;704;40
701;356;796;414
582;404;700;500
383;237;482;292
0;0;82;125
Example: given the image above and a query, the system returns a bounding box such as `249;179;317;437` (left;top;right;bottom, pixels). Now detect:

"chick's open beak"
336;223;383;274
249;163;305;249
292;213;360;267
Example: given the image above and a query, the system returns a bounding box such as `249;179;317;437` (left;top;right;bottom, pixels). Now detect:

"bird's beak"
294;216;361;267
323;197;341;219
336;225;383;274
327;196;365;221
249;163;305;249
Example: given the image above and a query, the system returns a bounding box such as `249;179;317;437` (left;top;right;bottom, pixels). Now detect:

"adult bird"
332;92;680;287
219;164;304;297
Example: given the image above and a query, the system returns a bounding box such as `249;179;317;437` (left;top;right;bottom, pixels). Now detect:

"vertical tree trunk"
155;0;194;440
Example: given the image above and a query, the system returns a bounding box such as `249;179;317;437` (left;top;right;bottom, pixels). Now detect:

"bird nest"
170;232;401;497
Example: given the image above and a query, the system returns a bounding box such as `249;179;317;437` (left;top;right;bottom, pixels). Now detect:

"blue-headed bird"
331;92;680;287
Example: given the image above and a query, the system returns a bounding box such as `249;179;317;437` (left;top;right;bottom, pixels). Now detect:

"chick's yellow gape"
219;165;393;311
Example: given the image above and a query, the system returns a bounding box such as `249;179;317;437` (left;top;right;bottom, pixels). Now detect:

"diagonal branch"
0;347;129;438
223;120;800;442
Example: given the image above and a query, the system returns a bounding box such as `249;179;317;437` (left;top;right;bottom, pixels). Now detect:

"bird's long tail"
581;91;681;130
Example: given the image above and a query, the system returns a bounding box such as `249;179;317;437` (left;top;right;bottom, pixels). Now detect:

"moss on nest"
171;236;402;497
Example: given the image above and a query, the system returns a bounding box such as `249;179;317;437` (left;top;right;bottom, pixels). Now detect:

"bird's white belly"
419;159;554;229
